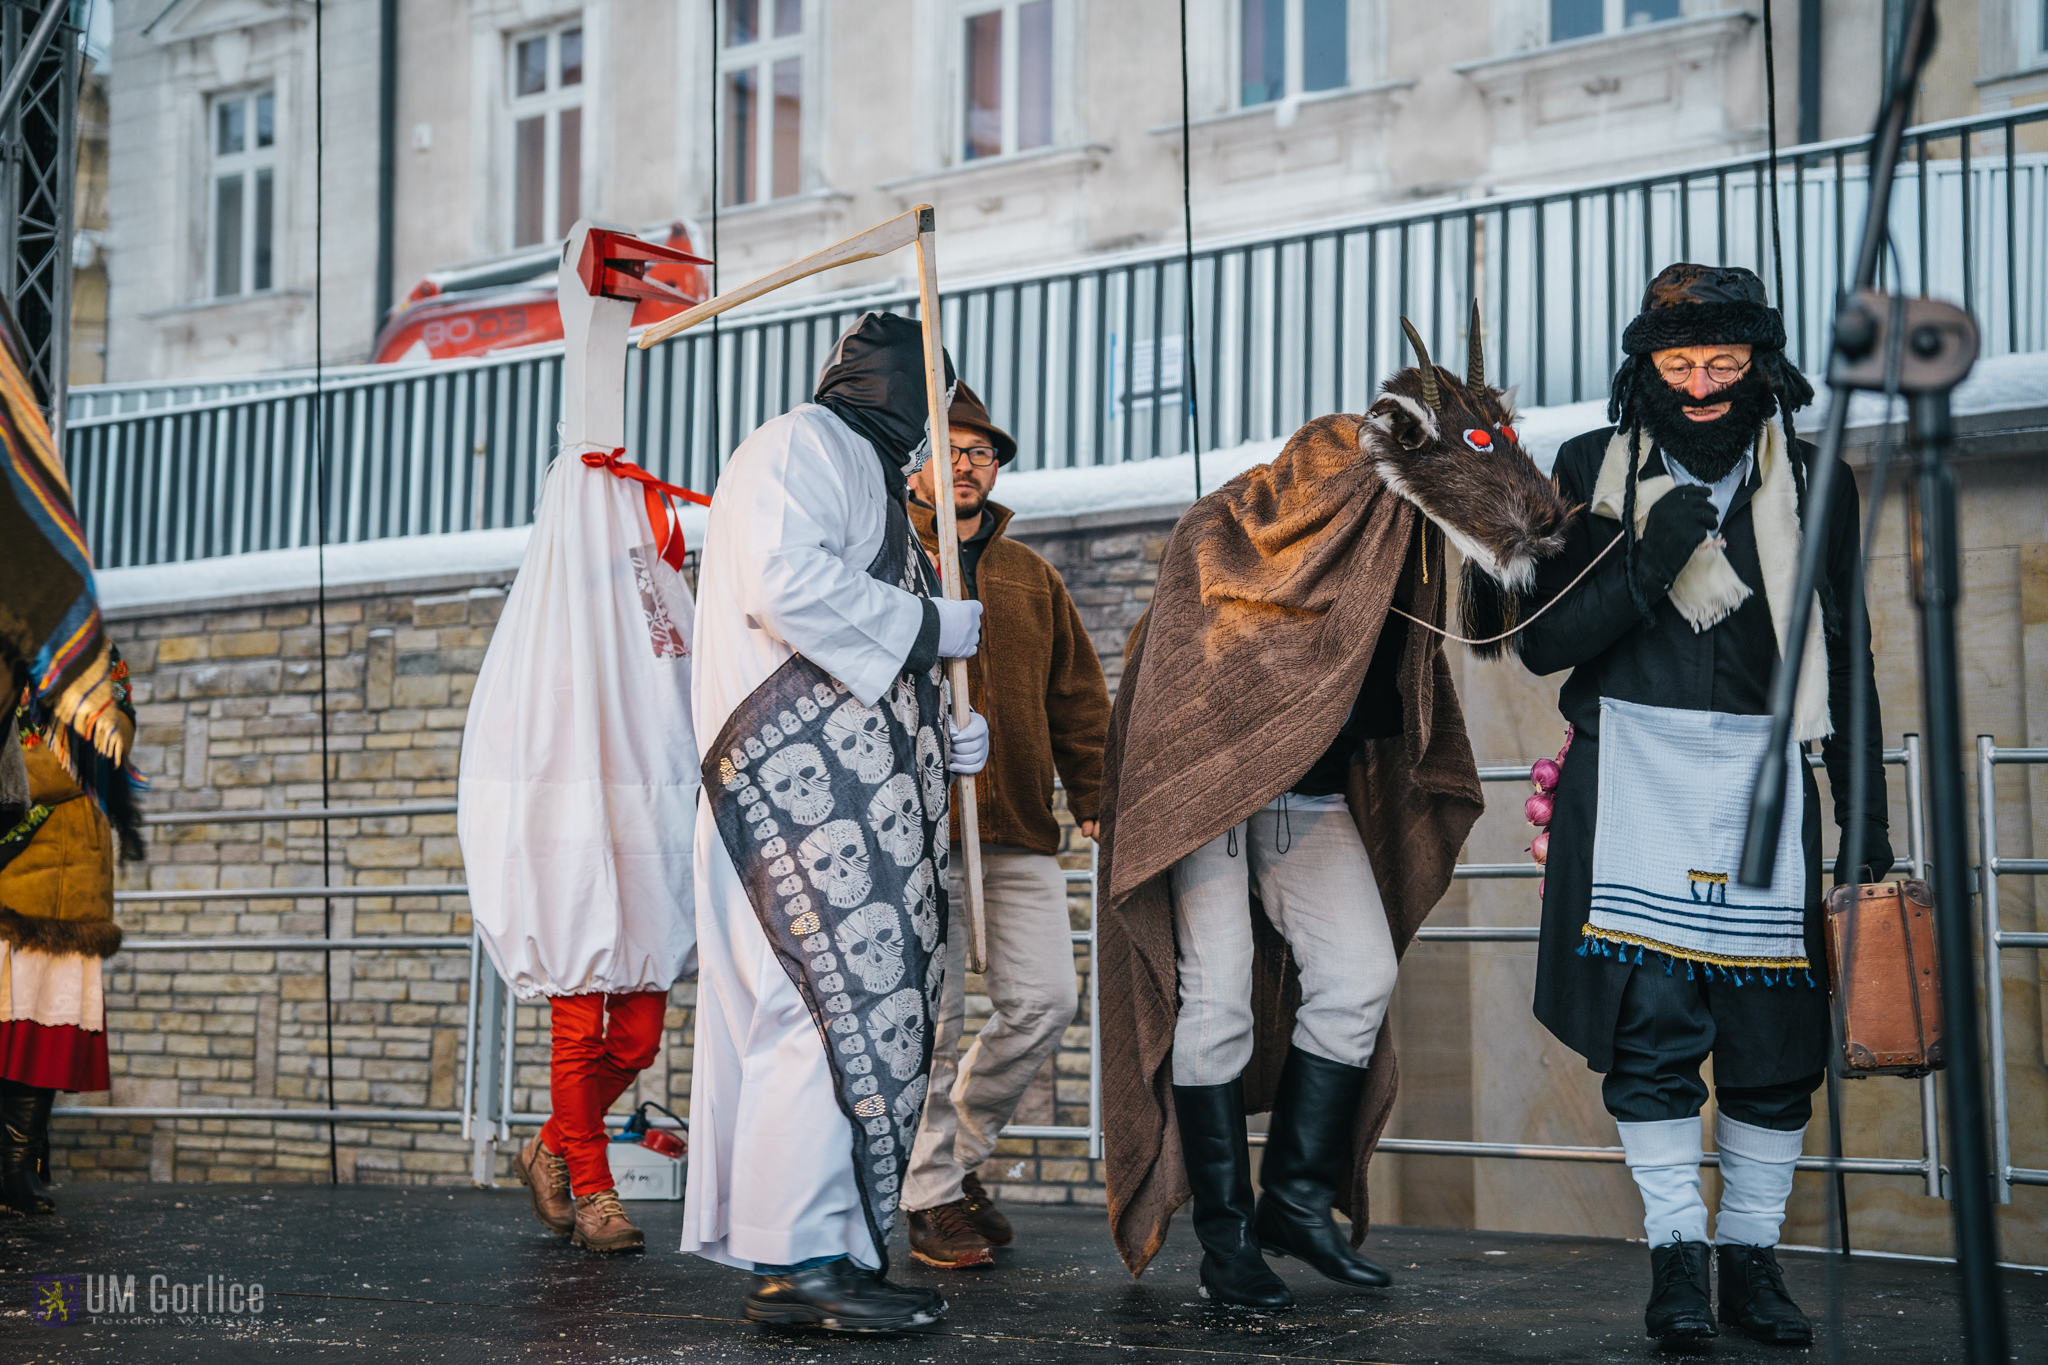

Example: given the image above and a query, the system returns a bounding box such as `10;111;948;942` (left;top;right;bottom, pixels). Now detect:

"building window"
960;1;1052;161
210;89;275;298
722;0;803;206
1238;0;1346;107
1549;0;1680;44
509;21;583;247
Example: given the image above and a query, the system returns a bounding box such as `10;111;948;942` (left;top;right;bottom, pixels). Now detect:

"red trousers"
539;990;667;1195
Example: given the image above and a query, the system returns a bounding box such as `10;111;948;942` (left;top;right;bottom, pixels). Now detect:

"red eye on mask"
1500;424;1519;444
1463;429;1492;450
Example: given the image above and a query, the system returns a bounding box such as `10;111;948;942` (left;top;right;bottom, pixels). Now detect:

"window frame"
719;0;809;207
505;18;586;248
207;87;278;300
956;0;1058;163
1547;0;1683;46
1233;0;1357;110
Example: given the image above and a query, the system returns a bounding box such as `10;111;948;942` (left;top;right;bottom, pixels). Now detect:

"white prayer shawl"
1589;417;1830;743
683;404;926;1271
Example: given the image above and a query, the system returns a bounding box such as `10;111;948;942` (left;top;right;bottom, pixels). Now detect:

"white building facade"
100;0;2021;380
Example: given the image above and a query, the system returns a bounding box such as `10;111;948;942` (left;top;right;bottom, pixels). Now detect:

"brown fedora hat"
948;381;1016;466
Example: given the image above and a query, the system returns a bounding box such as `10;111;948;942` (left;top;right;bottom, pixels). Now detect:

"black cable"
1178;0;1201;497
1818;258;1907;1365
1763;0;1787;312
313;0;338;1186
709;2;721;479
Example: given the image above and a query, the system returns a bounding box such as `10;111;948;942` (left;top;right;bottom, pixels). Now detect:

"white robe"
682;404;926;1271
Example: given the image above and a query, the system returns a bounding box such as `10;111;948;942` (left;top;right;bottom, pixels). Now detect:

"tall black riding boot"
1252;1046;1391;1288
0;1080;55;1215
1171;1080;1292;1309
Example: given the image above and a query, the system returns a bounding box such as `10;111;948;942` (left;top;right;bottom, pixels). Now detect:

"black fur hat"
1620;263;1786;356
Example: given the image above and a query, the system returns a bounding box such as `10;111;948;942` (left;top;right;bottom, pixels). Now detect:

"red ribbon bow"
580;448;712;571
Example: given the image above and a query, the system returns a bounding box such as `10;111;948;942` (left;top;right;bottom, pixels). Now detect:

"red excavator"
371;220;711;364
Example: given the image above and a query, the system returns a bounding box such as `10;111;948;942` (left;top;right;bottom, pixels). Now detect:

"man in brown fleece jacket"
901;382;1111;1270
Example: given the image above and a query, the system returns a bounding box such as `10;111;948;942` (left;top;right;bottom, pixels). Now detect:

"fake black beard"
1636;367;1779;482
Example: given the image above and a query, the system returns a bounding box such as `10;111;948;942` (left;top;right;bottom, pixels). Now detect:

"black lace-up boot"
0;1081;54;1215
1717;1243;1813;1346
1251;1046;1391;1289
1645;1238;1718;1351
1171;1079;1292;1309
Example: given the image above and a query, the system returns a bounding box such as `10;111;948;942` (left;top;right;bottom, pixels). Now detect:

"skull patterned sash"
704;496;952;1267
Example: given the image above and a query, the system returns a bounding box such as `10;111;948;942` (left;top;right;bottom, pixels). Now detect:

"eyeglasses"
949;445;999;468
1656;356;1751;387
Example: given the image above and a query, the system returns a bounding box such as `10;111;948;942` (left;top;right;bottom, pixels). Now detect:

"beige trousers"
1169;802;1399;1086
903;846;1078;1211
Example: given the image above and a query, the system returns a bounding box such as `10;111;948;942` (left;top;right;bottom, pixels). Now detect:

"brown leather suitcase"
1825;879;1945;1078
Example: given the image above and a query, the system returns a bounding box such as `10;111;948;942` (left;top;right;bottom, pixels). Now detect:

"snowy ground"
97;352;2048;612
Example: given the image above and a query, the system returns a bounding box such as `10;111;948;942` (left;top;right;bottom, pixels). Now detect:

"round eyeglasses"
949;445;1000;468
1656;356;1751;387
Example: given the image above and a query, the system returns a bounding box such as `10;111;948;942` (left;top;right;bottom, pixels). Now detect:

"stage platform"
4;1184;2042;1362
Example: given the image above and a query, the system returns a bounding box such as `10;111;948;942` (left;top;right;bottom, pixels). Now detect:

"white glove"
948;711;990;775
933;598;984;659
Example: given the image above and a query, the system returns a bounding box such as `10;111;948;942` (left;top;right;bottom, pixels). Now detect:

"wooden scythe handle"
913;209;990;978
635;208;925;348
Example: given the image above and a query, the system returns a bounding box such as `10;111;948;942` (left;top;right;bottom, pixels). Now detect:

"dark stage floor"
2;1183;2040;1362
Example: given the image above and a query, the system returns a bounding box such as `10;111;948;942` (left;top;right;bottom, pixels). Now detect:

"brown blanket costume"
1097;414;1484;1277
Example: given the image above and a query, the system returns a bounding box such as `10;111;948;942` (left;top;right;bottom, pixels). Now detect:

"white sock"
1617;1117;1709;1246
1714;1114;1805;1247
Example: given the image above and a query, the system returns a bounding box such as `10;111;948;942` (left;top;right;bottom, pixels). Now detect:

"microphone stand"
1737;4;2007;1359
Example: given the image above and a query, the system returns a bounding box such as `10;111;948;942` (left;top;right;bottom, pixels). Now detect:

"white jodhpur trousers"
903;846;1079;1211
1168;801;1399;1087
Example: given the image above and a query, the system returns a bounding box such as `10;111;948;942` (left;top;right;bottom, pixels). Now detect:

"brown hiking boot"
512;1133;572;1236
960;1171;1014;1247
571;1188;645;1253
907;1200;995;1269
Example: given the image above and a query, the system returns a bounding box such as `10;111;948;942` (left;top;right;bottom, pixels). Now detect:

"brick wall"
57;504;1176;1203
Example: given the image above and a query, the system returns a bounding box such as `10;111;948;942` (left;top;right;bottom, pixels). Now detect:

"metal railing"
64;736;2021;1203
63;107;2048;570
1974;738;2048;1201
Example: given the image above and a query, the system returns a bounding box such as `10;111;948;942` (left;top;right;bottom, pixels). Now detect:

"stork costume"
1512;265;1891;1349
684;313;989;1333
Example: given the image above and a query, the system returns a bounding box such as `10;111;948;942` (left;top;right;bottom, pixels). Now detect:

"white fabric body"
1714;1113;1807;1247
1591;418;1829;742
903;847;1076;1211
1590;697;1807;968
0;943;103;1029
1168;803;1398;1087
682;404;929;1271
1619;1116;1710;1246
457;451;700;1000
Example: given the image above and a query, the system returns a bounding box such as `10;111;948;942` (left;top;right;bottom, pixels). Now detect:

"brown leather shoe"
960;1171;1014;1247
571;1188;645;1253
512;1133;573;1236
907;1200;995;1269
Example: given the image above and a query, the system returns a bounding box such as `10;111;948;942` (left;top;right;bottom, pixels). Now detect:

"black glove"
1832;822;1897;886
1633;484;1720;595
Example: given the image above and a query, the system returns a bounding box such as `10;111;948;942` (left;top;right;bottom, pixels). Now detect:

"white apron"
1585;697;1808;976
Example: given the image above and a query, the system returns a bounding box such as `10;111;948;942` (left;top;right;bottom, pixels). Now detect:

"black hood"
813;312;956;501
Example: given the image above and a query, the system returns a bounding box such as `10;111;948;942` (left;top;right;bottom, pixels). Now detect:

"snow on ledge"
96;352;2048;613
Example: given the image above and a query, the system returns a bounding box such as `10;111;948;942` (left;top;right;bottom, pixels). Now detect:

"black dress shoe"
1646;1239;1718;1351
743;1257;946;1333
1717;1244;1813;1346
1251;1047;1392;1289
1171;1080;1292;1309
